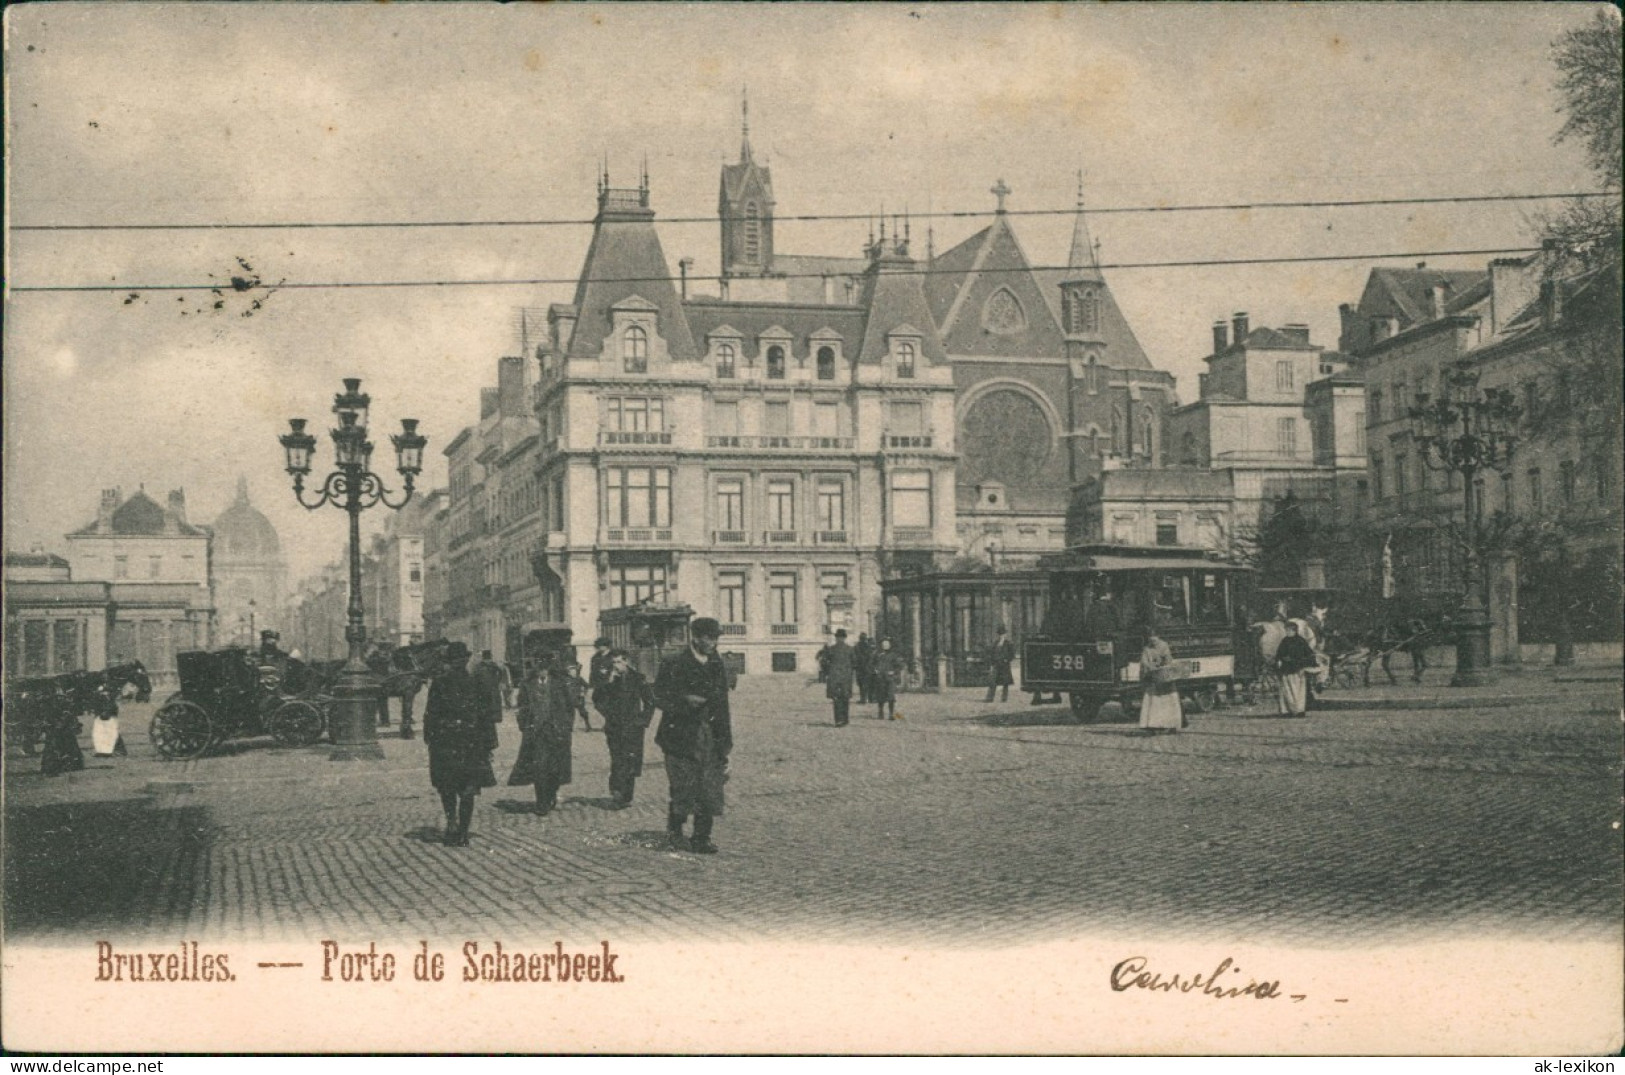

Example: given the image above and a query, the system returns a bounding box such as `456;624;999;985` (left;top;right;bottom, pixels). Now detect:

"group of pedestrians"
421;619;732;855
822;630;904;725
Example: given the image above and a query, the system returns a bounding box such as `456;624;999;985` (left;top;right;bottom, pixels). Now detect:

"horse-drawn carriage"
4;661;152;756
148;648;330;758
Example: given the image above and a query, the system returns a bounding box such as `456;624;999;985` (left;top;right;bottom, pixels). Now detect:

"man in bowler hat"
653;617;732;853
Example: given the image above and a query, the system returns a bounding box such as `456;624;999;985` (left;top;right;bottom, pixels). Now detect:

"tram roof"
1042;544;1249;574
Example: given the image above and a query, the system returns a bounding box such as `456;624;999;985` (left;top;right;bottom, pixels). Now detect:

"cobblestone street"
6;673;1621;948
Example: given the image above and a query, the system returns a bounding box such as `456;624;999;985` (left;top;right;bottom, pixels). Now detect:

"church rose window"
960;388;1053;486
982;288;1027;335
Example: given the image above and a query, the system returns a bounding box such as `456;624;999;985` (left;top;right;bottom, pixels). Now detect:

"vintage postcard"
4;1;1622;1056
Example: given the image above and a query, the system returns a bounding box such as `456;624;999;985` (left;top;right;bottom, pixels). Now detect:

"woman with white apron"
1138;628;1185;733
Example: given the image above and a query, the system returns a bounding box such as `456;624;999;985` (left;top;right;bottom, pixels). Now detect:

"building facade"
61;487;214;686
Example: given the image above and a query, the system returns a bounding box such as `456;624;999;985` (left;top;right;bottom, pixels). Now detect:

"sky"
4;2;1605;588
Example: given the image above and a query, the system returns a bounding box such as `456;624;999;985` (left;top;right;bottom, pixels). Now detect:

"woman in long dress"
1274;620;1317;717
1138;628;1184;733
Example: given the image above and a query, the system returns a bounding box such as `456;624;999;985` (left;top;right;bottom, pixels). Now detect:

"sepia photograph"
3;1;1622;1056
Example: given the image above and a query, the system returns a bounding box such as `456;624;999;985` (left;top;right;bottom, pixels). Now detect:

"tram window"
1194;573;1229;626
1151;574;1190;626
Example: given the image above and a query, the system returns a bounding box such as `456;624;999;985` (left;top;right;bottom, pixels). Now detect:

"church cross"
991;178;1011;213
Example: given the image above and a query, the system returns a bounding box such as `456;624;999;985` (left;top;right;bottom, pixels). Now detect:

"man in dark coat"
422;641;495;846
853;633;875;704
984;626;1016;703
653;617;732;854
825;629;856;726
508;657;576;814
593;649;654;806
474;650;508;725
588;637;615;694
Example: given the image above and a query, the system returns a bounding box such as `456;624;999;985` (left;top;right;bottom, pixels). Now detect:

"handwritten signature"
1110;955;1288;1000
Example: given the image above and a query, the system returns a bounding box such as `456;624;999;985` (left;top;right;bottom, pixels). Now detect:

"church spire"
740;87;752;163
1066;170;1102;279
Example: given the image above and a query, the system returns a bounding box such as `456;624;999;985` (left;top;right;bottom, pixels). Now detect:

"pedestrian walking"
422;641;496;846
872;638;903;720
984;626;1015;703
853;633;875;704
588;636;615;694
593;649;654;806
815;643;832;684
825;628;856;726
40;703;85;776
653;617;732;854
474;650;508;724
1401;618;1431;684
508;657;576;815
1137;627;1184;733
566;660;593;731
1274;620;1317;717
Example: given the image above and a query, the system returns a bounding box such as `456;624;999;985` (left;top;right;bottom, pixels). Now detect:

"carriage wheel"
268;699;325;747
1068;693;1100;723
150;700;213;759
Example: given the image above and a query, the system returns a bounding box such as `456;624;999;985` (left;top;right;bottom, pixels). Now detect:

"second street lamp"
1408;360;1520;688
280;378;427;759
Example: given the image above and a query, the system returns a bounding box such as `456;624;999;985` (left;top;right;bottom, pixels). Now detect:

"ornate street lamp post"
280;378;427;758
1408;360;1520;687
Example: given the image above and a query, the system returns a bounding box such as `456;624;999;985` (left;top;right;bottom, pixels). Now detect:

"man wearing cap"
653;617;732;853
593;649;654;806
825;628;855;726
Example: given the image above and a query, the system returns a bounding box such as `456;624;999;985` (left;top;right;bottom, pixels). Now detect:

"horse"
4;661;151;756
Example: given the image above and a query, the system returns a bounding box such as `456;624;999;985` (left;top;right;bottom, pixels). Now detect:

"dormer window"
766;345;786;380
623;325;648;373
896;341;916;379
816;346;836;381
717;343;736;379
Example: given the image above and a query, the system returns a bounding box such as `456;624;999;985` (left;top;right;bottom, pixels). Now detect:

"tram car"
598;603;696;683
1021;544;1259;721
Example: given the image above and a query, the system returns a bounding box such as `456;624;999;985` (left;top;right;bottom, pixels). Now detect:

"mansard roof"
1359;267;1488;327
853;255;950;366
567;199;698;361
682;299;865;362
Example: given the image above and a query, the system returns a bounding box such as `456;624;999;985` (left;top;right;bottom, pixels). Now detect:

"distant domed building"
212;477;289;646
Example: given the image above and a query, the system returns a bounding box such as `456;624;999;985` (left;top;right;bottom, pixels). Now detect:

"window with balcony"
896;341;916;379
623;325;648;373
1276;417;1297;456
769;571;799;631
766;345;786;380
609;565;666;608
888;400;923;435
813;401;841;443
766;479;796;531
605;467;671;528
763;401;791;441
716;342;736;379
816;480;846;532
711;400;740;445
715;479;745;532
816;346;836;380
608;397;665;433
718;571;747;628
890;469;932;529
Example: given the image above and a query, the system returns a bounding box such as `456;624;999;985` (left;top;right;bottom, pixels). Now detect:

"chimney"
1211;320;1229;353
678;258;693;300
1231;312;1249;344
479;387;499;420
1539;279;1563;329
497;355;525;417
1338;303;1359;353
1429;284;1447;320
1283;323;1311;343
167;489;188;524
98;488;121;530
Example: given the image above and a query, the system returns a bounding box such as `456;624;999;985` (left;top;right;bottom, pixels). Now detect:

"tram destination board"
1022;640;1115;688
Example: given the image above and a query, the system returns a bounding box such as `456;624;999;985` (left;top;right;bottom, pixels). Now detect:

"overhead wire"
9;246;1552;294
8;190;1616;232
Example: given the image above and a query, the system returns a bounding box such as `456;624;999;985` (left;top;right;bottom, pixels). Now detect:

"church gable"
938;221;1065;358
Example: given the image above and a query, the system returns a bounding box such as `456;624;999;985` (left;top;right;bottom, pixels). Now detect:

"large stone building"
1340;252;1622;646
211;477;288;646
60;487;215;686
